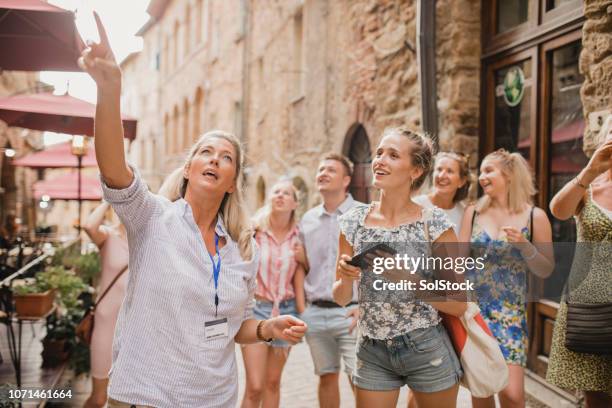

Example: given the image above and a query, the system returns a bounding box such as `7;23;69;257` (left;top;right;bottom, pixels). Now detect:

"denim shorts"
253;298;297;348
354;324;463;392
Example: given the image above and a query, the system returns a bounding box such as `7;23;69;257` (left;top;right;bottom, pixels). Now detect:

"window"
184;6;191;56
173;21;180;69
202;0;210;44
193;88;203;142
292;10;305;98
163;35;169;75
164;114;170;155
484;1;582;52
196;0;203;44
183;99;190;152
496;0;531;34
233;101;242;139
172;106;179;154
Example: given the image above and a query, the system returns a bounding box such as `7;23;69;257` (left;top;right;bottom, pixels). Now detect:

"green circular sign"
503;66;525;107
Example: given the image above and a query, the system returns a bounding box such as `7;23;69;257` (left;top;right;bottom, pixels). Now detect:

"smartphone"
346;243;396;267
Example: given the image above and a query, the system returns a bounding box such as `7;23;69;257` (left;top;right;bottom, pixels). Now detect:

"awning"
0;0;85;71
13;141;97;168
33;172;101;201
0;93;137;139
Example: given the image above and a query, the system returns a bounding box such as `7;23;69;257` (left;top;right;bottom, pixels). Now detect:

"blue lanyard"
208;233;221;316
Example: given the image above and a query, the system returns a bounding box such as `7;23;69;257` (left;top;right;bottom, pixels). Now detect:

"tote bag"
423;215;508;397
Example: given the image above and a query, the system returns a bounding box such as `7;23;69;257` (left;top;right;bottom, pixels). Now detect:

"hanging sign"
501;66;525;107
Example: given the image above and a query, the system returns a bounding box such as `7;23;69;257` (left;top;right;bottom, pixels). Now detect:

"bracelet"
521;245;538;261
256;319;273;343
574;176;588;190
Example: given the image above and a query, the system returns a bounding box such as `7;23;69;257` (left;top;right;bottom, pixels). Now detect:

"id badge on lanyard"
205;233;228;340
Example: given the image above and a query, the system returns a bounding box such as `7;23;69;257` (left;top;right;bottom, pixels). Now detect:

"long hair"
251;178;299;232
159;130;254;260
476;149;536;213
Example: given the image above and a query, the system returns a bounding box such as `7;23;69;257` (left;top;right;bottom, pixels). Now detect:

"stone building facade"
122;0;484;212
121;0;248;192
580;0;612;153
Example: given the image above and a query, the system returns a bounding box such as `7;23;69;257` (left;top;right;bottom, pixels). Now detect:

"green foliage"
29;243;97;375
44;310;79;342
12;281;47;295
72;252;101;284
68;341;90;376
49;244;101;285
37;266;87;312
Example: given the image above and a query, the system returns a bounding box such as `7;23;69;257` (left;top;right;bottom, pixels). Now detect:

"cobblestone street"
236;343;474;408
59;342;546;407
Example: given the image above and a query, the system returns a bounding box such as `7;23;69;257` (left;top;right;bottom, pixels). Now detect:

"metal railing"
0;239;80;287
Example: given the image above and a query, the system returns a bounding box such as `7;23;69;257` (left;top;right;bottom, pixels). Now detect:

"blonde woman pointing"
79;13;307;408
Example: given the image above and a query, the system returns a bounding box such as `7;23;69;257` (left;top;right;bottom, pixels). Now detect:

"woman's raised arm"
79;12;132;189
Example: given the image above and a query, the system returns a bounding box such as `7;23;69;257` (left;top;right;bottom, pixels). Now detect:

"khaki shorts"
108;398;153;408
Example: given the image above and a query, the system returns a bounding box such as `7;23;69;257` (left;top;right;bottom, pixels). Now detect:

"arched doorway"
343;124;372;203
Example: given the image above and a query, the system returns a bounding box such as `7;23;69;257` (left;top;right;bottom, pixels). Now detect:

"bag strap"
529;206;534;243
470;208;477;237
93;265;128;310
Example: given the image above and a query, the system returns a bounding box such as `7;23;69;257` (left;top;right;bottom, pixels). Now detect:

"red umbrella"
33;172;101;201
0;93;137;139
0;0;85;71
12;141;97;168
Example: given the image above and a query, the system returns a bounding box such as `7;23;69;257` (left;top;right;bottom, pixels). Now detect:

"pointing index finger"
93;11;110;47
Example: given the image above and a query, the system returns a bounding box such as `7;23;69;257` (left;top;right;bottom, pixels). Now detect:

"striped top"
101;167;259;408
254;226;301;315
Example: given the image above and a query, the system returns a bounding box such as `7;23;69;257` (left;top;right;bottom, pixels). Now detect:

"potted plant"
12;277;54;318
38;267;88;368
41;313;75;367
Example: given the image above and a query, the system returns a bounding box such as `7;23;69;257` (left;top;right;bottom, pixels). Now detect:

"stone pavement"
56;341;550;407
235;342;475;408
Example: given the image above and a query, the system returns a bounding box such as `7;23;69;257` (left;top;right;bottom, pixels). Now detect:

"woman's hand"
78;12;121;90
338;254;361;282
263;315;307;345
584;140;612;179
502;226;528;244
292;242;308;269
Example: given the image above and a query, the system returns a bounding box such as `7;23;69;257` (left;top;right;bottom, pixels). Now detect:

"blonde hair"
434;152;472;203
159;130;254;260
382;127;435;191
476;149;536;213
252;178;299;232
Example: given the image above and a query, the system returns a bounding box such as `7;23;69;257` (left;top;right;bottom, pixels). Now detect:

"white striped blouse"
102;167;259;408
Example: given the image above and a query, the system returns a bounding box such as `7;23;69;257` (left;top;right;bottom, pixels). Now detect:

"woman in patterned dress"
459;149;554;408
547;116;612;408
333;127;467;408
241;179;306;408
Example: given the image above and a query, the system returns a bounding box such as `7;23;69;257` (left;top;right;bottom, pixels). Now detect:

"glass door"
527;31;586;379
483;30;585;382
